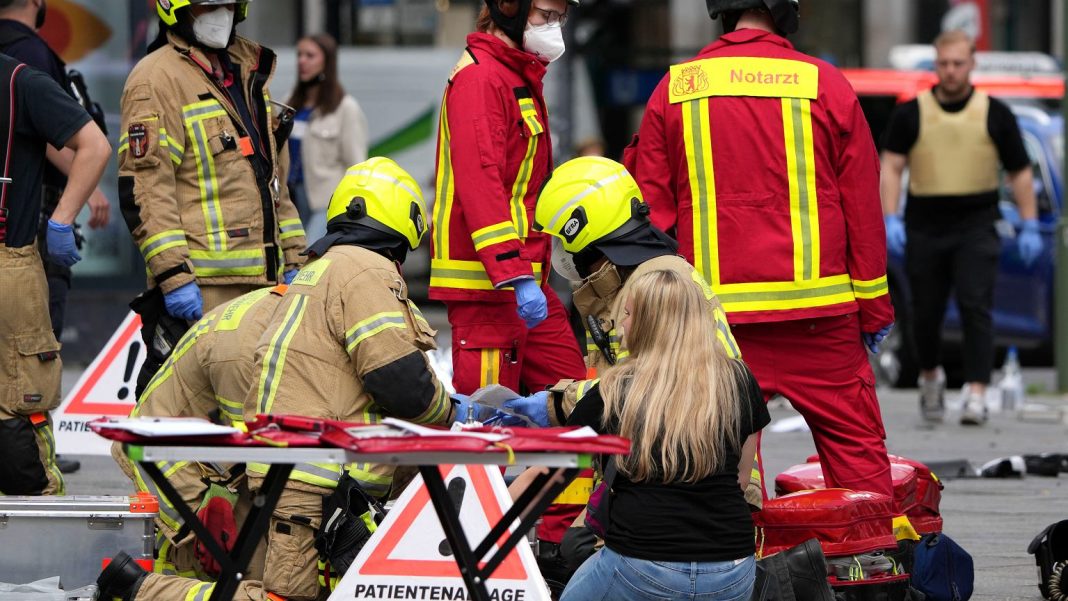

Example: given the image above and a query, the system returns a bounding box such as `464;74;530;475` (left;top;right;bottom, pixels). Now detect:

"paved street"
60;364;1068;600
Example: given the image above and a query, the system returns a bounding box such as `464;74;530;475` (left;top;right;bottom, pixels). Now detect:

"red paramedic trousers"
733;313;893;500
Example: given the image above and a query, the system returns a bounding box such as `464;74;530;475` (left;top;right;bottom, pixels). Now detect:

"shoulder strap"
591;455;618;530
0;60;27;216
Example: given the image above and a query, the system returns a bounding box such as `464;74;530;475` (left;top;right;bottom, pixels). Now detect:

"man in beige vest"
880;30;1042;426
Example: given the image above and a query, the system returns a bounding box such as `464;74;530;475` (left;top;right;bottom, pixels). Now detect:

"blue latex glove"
164;281;204;321
500;391;550;428
283;269;299;285
1017;219;1042;267
884;215;906;256
45;220;81;267
862;323;893;354
514;279;548;329
452;394;497;424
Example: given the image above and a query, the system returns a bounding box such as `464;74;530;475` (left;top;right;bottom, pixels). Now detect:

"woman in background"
286;33;368;242
561;269;769;601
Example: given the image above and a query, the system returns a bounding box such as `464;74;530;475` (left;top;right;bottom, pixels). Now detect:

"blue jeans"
561;547;755;601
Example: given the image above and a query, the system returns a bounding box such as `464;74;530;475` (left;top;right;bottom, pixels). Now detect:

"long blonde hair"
599;269;742;484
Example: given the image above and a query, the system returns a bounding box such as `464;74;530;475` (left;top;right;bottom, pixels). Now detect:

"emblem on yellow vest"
672;64;710;98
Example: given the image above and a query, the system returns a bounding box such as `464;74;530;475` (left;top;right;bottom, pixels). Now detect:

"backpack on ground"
911;532;973;601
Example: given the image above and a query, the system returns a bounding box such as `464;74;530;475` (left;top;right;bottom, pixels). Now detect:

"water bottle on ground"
999;346;1025;412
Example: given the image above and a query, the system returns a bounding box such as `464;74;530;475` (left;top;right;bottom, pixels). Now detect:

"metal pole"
1058;2;1068;392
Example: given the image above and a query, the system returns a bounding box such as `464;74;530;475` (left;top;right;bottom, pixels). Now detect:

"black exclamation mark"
117;341;141;401
437;478;467;557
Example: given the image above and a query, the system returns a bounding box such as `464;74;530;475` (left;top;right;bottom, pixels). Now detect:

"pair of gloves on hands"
453;390;550;428
163;269;299;321
885;215;1042;266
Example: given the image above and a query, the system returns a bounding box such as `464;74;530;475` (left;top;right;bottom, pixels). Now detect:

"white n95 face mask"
523;22;565;63
193;6;235;49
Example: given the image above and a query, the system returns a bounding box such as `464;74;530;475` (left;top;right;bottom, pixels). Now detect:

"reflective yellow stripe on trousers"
480;349;500;387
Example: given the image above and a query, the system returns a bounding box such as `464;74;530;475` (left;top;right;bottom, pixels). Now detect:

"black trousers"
905;223;1000;384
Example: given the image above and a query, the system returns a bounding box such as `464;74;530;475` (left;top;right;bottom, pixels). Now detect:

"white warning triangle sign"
332;464;550;601
54;311;146;455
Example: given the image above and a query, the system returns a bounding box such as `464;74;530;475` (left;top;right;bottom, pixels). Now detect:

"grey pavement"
58;358;1068;600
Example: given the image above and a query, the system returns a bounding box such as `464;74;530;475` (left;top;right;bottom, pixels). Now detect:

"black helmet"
483;0;579;47
706;0;799;35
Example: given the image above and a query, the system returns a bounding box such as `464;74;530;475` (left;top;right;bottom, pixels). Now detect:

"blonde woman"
560;269;769;601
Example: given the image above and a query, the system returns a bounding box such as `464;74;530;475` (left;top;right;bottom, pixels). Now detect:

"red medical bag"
784;455;943;534
755;489;897;558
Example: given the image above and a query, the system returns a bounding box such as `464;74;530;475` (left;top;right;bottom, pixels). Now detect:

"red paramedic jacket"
429;33;553;303
627;29;893;332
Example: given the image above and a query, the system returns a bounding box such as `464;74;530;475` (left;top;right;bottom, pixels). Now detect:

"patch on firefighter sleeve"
128;123;149;159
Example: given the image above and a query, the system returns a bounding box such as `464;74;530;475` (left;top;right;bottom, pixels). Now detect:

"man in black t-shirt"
0;53;109;496
0;0;112;346
879;30;1042;426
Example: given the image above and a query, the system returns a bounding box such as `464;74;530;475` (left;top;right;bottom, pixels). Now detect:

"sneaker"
960;392;988;426
919;373;945;422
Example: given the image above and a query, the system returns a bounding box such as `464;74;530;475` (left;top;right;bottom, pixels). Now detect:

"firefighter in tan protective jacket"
111;284;286;581
97;158;475;601
118;0;306;324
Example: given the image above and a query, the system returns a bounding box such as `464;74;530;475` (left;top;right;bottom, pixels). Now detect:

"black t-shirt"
881;87;1031;228
0;19;70;190
567;360;770;562
1;55;91;248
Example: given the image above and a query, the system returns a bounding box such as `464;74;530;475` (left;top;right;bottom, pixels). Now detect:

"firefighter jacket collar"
466;32;547;92
707;28;794;53
591;223;679;270
303;224;408;264
165;29;269;81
